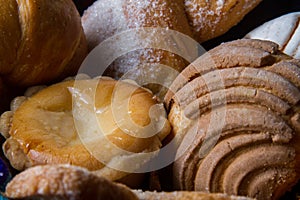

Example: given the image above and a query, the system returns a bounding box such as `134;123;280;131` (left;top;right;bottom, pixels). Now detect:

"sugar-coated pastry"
185;0;262;42
165;39;300;200
0;77;171;185
81;0;261;97
4;164;138;200
82;0;192;97
245;12;300;59
0;0;87;87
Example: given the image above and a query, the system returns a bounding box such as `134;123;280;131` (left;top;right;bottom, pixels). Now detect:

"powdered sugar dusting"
5;165;92;198
82;0;127;50
216;0;224;10
82;0;189;88
184;0;261;42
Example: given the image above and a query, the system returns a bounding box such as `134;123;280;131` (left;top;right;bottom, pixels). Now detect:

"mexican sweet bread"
4;165;138;200
0;0;87;88
165;39;300;200
4;164;254;200
0;76;171;185
81;0;261;96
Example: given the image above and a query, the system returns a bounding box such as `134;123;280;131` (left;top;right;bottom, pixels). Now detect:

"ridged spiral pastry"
81;0;261;97
0;0;87;87
165;39;300;200
0;77;170;186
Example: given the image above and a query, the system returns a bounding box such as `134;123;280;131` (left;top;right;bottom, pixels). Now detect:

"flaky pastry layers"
165;39;300;200
0;77;170;184
0;0;87;87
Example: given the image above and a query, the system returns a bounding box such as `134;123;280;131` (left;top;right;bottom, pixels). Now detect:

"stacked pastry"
165;39;300;200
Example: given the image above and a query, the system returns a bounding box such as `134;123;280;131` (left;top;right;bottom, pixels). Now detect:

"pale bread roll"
245;12;300;59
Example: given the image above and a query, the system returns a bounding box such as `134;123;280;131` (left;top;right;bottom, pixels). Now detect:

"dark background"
72;0;300;199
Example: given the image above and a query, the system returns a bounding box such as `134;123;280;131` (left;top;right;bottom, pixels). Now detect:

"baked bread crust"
185;0;262;42
0;0;87;87
5;164;138;200
166;39;300;200
81;0;261;96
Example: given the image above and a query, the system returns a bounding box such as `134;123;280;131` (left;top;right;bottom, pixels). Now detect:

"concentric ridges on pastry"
168;39;300;200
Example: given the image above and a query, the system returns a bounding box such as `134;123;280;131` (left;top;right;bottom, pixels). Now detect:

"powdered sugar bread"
4;165;138;200
185;0;262;42
245;12;300;59
81;0;261;97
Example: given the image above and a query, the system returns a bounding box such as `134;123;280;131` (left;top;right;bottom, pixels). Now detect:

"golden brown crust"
5;165;138;200
167;39;300;200
184;0;263;42
82;0;193;97
0;0;87;87
1;78;170;184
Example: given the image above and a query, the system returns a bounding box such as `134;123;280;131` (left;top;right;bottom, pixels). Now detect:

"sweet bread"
245;12;300;59
81;0;261;97
4;164;138;200
82;0;193;97
165;39;300;200
4;164;253;200
185;0;262;42
0;77;170;184
0;0;87;87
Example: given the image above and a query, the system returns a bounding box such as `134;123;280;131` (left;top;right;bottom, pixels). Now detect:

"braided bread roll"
0;0;87;88
165;39;300;200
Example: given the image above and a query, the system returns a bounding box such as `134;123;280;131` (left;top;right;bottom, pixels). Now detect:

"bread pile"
0;0;299;200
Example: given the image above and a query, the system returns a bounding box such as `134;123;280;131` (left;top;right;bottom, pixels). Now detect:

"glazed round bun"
1;77;170;184
165;39;300;200
0;0;87;88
